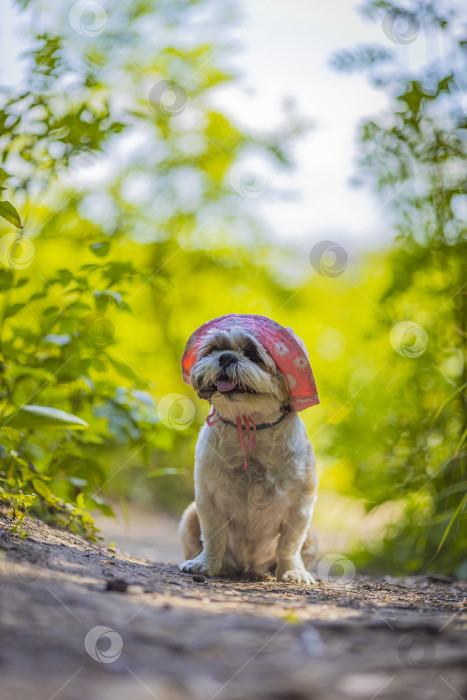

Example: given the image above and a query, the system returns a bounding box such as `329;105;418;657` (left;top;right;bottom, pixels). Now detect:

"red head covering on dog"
181;314;319;412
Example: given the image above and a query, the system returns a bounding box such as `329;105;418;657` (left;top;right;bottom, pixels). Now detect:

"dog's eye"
243;347;261;363
198;341;228;359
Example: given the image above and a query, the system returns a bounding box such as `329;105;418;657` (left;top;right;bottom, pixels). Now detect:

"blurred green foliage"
0;0;465;575
0;0;299;536
330;0;467;576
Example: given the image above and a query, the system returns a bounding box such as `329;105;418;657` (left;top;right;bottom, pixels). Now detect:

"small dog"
178;314;320;584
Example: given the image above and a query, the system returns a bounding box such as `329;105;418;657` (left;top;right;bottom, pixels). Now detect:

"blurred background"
0;0;465;577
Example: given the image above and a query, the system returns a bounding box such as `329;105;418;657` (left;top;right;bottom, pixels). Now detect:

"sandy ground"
92;504;183;564
0;511;466;700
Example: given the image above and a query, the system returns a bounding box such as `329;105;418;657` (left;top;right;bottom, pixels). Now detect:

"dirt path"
0;512;466;700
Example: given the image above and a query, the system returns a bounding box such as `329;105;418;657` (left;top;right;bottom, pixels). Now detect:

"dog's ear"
271;365;291;405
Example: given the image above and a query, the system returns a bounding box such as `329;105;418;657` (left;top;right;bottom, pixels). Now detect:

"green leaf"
433;493;467;557
90;495;115;517
3;303;25;319
32;478;52;500
0;426;23;446
0;269;14;291
431;383;467;425
11;453;29;468
106;353;143;382
43;306;60;316
0;201;22;228
29;292;48;301
93;289;123;312
2;405;88;430
454;426;467;457
54;269;74;285
89;241;111;257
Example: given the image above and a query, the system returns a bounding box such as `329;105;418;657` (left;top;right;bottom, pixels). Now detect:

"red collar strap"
205;406;288;469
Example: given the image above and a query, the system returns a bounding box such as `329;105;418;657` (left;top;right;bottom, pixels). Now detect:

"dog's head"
190;327;290;419
182;314;320;418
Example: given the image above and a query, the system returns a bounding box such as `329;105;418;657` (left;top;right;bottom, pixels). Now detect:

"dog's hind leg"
179;501;203;560
301;525;319;571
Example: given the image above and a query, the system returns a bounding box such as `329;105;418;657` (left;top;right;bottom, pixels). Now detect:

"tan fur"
180;500;318;570
179;327;319;585
301;526;319;571
179;501;202;559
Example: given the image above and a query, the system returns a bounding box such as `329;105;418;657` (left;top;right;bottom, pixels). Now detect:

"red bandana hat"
181;314;319;412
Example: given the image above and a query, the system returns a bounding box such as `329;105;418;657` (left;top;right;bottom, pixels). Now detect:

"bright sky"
217;0;391;250
1;0;397;251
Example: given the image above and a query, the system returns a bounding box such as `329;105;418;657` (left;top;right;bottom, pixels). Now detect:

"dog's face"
190;328;290;419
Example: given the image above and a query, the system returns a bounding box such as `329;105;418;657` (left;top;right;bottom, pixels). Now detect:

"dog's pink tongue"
217;379;237;392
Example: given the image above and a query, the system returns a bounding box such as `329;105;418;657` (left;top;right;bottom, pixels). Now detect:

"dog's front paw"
278;567;316;585
179;556;220;577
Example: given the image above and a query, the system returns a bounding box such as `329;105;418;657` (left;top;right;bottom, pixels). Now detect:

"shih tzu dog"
178;314;320;584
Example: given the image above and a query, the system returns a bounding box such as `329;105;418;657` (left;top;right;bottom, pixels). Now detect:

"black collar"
219;411;289;431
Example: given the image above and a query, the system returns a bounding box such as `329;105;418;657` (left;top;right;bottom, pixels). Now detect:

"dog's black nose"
218;352;237;367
